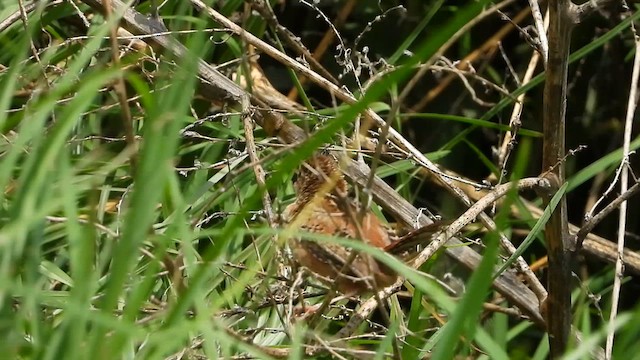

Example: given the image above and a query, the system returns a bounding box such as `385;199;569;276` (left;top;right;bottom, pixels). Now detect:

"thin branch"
429;63;512;97
242;105;276;227
425;165;640;273
528;0;549;65
412;3;529;111
497;13;547;173
584;151;627;222
605;17;640;359
436;57;496;106
575;179;640;249
286;0;357;99
248;0;339;86
397;0;516;112
409;178;550;270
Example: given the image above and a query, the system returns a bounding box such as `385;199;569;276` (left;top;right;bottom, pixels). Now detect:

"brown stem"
543;0;574;356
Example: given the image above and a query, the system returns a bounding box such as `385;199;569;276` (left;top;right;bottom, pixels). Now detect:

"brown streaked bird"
283;154;443;296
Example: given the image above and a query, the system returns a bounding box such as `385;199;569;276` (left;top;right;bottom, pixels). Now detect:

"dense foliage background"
1;0;639;358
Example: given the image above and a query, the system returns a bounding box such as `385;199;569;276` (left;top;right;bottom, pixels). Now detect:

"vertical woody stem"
543;0;574;356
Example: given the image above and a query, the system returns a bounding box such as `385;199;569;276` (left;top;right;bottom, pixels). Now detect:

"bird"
283;153;443;296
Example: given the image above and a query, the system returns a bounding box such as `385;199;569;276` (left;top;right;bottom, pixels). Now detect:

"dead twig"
605;14;640;359
575;180;640;250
